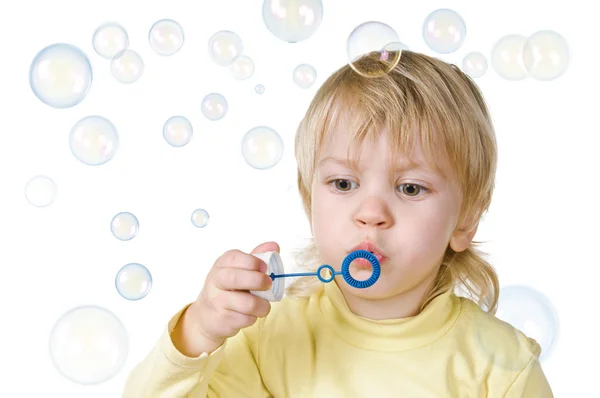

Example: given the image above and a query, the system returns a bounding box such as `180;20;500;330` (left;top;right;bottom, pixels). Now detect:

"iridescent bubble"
262;0;323;43
92;22;129;59
201;93;228;121
29;43;93;108
111;49;144;84
163;116;193;147
25;175;57;207
49;305;128;385
230;55;255;80
255;84;265;94
191;209;210;228
346;21;402;78
148;19;184;56
115;263;152;301
110;212;139;241
208;30;243;66
523;30;571;81
491;34;528;81
422;8;466;54
293;64;317;89
241;126;284;169
69;116;119;166
462;51;488;78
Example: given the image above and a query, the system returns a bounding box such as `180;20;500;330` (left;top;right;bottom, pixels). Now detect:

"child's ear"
449;221;479;253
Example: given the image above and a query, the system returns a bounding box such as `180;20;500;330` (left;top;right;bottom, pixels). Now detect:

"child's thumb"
250;241;280;254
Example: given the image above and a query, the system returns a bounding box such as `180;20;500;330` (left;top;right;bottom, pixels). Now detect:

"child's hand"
172;242;278;356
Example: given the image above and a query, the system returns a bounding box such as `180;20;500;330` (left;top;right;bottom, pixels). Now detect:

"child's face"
310;126;475;302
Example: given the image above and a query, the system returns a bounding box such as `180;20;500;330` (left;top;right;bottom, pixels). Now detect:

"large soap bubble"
262;0;323;43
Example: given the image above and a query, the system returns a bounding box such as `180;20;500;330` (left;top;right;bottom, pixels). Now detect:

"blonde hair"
285;50;499;314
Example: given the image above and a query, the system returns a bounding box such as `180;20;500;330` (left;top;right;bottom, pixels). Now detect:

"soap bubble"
69;116;119;166
191;209;210;228
115;263;152;301
523;30;570;81
201;93;228;121
25;175;57;207
163;116;193;147
111;49;144;83
110;212;139;241
230;56;255;80
208;30;243;66
49;305;128;385
462;51;488;78
346;21;402;78
422;8;466;54
255;84;265;94
92;22;129;59
241;126;284;169
495;285;559;363
29;43;93;108
491;34;528;81
262;0;323;43
293;64;317;88
148;19;184;56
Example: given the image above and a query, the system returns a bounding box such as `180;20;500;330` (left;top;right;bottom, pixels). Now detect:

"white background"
0;0;596;396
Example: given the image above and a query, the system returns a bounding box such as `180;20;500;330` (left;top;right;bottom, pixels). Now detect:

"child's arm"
121;304;271;397
504;356;554;398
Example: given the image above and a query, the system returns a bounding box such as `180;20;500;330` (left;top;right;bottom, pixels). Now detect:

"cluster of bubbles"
28;0;562;387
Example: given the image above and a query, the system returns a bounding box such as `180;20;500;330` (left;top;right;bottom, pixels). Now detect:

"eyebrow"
318;156;438;175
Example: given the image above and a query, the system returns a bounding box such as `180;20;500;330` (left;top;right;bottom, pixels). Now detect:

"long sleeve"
122;304;272;398
504;356;554;398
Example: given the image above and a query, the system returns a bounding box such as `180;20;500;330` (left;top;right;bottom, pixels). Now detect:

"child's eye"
329;179;357;191
398;183;429;197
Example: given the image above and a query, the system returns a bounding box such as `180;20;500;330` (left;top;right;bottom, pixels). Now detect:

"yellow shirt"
123;280;554;397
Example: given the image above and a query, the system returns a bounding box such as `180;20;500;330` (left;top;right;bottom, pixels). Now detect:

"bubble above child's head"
191;208;210;228
422;8;466;54
115;263;152;300
201;93;228;121
110;212;139;241
293;64;317;88
523;30;570;81
462;51;488;78
92;22;129;59
163;116;193;147
255;84;265;94
49;305;128;384
25;175;57;207
208;30;243;66
262;0;323;43
111;49;144;84
69;116;119;166
346;21;403;78
491;34;528;81
148;19;184;56
241;126;284;169
29;43;93;108
230;56;255;80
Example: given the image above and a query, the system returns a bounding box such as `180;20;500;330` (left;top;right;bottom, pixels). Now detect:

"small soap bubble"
92;22;129;59
208;30;243;66
262;0;323;43
110;212;139;241
149;19;184;56
115;263;152;301
293;64;317;89
255;84;265;94
422;8;466;54
201;93;228;121
241;126;284;169
462;51;488;78
49;305;128;384
29;43;93;108
163;116;193;147
69;115;119;166
491;34;528;81
25;175;57;207
346;21;402;78
111;49;144;84
522;30;570;81
230;56;255;80
191;209;210;228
